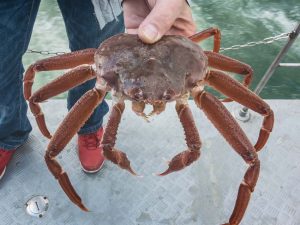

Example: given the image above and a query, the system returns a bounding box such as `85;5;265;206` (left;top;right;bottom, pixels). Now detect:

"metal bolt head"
25;195;49;218
233;107;251;122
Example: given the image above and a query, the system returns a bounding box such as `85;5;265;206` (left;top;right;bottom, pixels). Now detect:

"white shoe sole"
0;167;6;180
80;160;105;174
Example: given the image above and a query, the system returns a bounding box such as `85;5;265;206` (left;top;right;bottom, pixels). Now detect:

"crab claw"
45;155;89;211
157;150;200;176
147;101;166;118
103;147;138;176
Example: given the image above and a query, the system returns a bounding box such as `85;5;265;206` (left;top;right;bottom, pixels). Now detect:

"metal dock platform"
1;100;299;225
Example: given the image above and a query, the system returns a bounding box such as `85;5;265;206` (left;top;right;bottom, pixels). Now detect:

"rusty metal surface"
1;100;299;225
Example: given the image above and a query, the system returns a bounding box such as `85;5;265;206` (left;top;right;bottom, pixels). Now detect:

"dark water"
24;0;300;99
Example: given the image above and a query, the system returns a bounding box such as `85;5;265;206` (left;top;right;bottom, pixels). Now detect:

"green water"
24;0;300;99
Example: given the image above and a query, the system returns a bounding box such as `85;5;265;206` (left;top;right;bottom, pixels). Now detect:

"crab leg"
205;51;253;87
192;88;260;225
158;101;201;176
28;65;97;138
23;48;96;100
205;51;253;102
204;70;274;151
189;27;221;53
45;87;106;211
101;102;138;175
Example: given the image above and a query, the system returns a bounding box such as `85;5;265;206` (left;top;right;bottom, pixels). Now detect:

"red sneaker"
78;127;105;173
0;148;16;180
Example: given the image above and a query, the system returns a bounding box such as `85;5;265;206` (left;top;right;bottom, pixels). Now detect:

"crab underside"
23;28;274;225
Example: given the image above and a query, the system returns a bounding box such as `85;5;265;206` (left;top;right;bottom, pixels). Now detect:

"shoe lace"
82;133;100;150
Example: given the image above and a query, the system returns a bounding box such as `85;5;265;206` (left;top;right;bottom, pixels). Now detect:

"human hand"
122;0;196;43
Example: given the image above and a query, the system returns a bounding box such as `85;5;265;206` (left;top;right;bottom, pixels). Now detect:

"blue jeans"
0;0;124;150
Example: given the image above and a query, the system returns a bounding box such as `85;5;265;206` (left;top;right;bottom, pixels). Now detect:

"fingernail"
140;24;159;43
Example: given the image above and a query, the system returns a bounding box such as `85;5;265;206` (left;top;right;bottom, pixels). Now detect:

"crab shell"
94;33;208;103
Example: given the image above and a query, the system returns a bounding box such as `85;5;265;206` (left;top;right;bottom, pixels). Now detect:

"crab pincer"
158;150;200;176
101;102;140;176
102;146;138;176
157;103;201;176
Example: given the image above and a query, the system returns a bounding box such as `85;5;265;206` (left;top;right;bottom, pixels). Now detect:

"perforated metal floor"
1;100;299;225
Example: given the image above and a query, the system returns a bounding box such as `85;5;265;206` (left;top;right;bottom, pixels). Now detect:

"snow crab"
23;28;274;225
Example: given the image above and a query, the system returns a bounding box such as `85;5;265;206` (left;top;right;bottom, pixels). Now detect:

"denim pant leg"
0;0;41;150
57;0;124;135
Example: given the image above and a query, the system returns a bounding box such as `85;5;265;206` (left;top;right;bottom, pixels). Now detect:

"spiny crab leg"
158;101;201;176
101;102;138;176
204;70;274;151
45;87;106;211
23;48;96;99
205;51;254;102
192;88;260;225
23;48;96;138
189;27;221;53
28;65;96;138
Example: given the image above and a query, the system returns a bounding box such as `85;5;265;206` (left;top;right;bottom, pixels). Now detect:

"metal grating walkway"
1;100;300;225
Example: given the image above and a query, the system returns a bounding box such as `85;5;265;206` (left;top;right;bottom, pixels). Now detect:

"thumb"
138;0;184;43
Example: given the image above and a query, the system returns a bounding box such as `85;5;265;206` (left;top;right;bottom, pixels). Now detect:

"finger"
165;26;195;37
127;26;194;41
123;0;150;30
127;28;138;34
171;17;197;37
138;0;185;43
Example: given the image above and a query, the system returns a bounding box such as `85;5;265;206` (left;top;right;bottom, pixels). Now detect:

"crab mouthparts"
145;101;166;118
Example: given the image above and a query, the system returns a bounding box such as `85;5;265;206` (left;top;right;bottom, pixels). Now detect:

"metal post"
279;63;300;67
235;22;300;122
